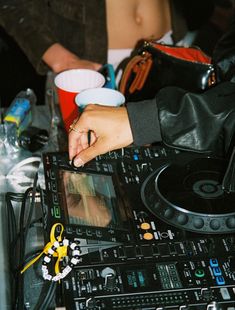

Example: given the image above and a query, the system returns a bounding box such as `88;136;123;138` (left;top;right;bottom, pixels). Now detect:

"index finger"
68;114;89;156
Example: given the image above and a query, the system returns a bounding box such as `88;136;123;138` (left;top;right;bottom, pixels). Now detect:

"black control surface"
42;146;235;309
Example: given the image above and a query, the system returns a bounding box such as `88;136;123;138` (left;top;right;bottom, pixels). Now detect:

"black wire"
34;281;57;310
7;173;58;310
24;174;39;235
5;192;25;307
16;187;33;310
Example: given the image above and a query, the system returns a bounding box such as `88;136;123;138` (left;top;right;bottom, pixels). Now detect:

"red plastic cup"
54;69;105;131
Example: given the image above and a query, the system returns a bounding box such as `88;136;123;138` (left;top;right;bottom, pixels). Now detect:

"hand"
68;104;133;167
42;43;102;73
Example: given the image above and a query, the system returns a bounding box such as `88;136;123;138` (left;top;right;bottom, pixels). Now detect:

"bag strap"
119;52;153;95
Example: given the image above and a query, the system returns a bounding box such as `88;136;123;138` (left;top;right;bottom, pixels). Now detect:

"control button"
141;245;152;257
118;247;125;258
143;232;154;240
213;267;222;276
220;287;231;300
133;154;139;160
76;227;83;235
51;181;57;192
210;219;220;230
124;246;136;258
193;217;204;229
53;205;61;218
209;258;219;267
216;276;225;285
176;214;188;225
66;227;73;234
195;269;205;278
152;245;159;255
164;208;174;219
140;222;151;230
226;217;235;229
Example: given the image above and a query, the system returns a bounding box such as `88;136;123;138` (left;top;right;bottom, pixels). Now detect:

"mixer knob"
101;267;117;291
206;301;219;310
179;306;190;310
85;297;97;309
104;273;116;290
201;288;212;300
101;267;116;278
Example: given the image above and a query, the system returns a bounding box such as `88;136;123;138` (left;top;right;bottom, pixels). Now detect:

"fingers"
68;126;89;158
68;104;133;167
72;138;110;167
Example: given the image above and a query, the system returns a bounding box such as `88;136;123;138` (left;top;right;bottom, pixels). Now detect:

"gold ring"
69;125;81;133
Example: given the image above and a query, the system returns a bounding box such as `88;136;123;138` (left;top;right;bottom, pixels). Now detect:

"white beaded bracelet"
41;238;81;281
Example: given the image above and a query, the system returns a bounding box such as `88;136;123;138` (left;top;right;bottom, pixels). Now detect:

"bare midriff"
106;0;171;49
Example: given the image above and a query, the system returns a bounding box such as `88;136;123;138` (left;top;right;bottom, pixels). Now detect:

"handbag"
119;42;217;102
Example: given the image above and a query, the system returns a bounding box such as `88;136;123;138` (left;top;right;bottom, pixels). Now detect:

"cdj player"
42;145;235;310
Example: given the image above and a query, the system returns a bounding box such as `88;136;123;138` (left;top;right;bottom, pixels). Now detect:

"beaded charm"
21;223;81;282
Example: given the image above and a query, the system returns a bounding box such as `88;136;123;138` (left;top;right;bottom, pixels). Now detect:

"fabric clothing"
127;16;235;157
212;15;235;83
0;0;107;74
0;0;188;75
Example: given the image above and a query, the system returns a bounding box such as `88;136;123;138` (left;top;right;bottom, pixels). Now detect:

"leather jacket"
213;15;235;83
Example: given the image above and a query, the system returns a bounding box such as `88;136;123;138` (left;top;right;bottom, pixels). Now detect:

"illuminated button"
209;258;218;267
216;276;225;285
220;287;231;300
213;267;222;276
133;154;139;160
140;222;151;230
53;206;61;218
143;232;154;240
195;269;205;278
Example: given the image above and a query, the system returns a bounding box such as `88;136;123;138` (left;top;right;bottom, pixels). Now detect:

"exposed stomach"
106;0;171;49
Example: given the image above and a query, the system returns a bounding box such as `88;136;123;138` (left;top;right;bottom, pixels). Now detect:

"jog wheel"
141;157;235;234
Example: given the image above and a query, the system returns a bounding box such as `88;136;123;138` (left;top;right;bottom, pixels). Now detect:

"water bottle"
3;88;37;151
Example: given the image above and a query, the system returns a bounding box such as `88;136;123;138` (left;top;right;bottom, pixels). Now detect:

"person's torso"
45;0;173;61
106;0;171;49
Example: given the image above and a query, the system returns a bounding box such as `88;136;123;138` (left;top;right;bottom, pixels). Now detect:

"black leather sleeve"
127;81;235;157
157;82;235;156
212;15;235;82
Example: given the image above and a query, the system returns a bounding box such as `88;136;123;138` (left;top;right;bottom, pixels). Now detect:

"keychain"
21;223;81;281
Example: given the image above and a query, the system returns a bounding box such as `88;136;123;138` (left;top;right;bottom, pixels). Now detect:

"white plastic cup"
75;87;125;112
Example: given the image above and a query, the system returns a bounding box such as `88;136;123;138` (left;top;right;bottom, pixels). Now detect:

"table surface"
0;77;68;309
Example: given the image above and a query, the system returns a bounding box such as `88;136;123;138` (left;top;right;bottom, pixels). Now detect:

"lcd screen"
60;170;122;228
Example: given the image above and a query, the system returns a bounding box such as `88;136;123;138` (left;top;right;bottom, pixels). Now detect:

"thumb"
72;141;109;167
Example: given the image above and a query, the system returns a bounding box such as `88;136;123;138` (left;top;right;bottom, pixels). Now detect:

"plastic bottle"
3;88;37;151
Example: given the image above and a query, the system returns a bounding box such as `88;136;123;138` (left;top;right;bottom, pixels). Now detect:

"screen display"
121;267;157;292
59;170;123;228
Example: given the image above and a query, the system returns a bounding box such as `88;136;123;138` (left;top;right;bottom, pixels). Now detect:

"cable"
6;171;58;309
